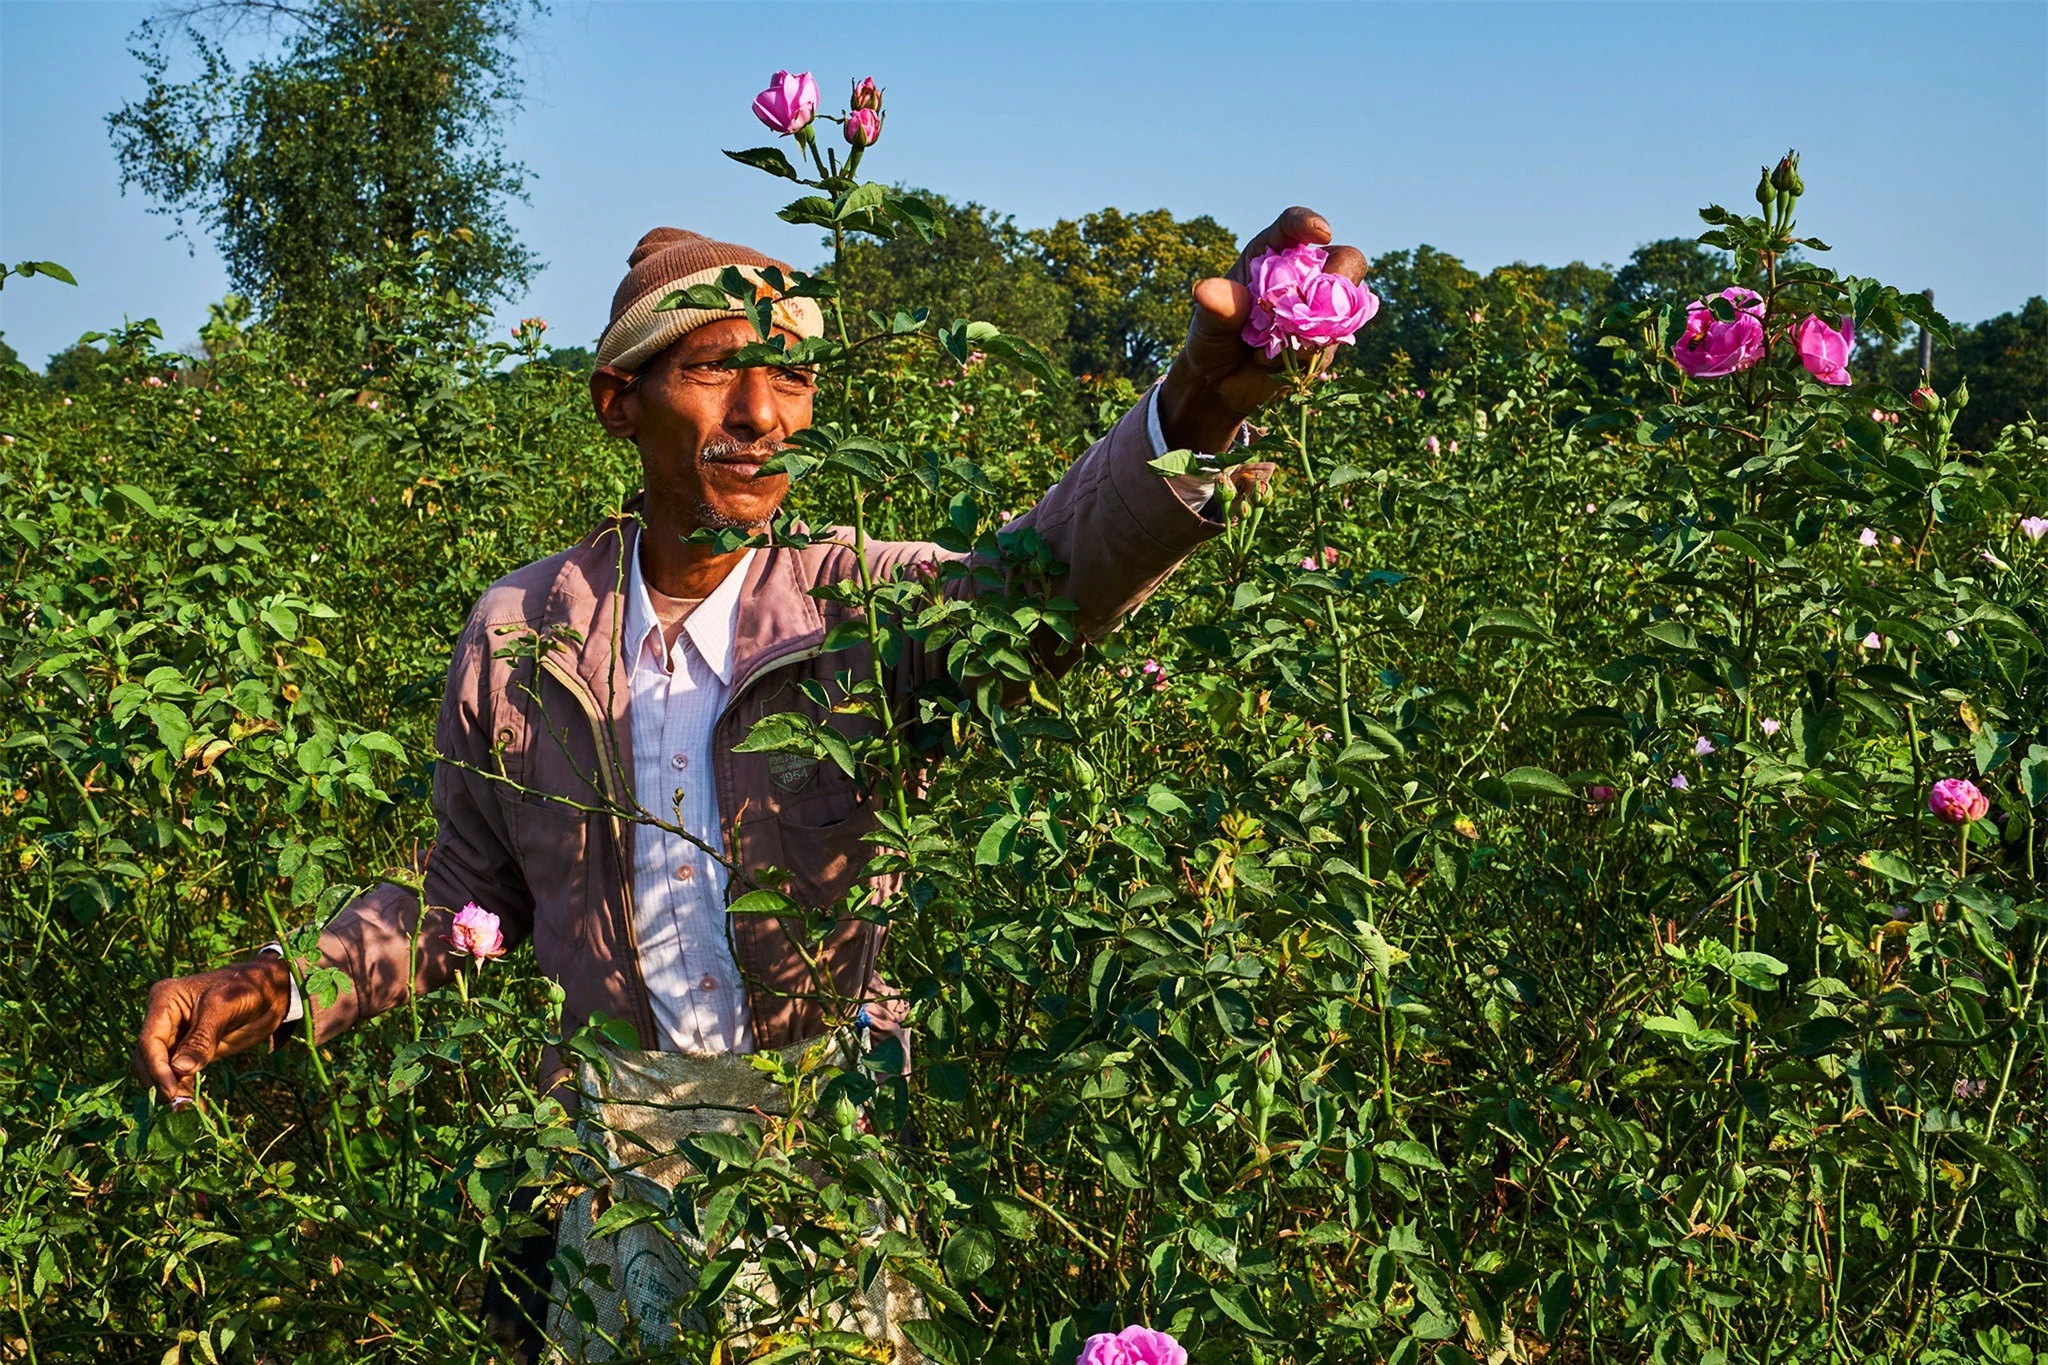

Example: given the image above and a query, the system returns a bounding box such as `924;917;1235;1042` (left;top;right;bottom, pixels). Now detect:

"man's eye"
775;367;818;388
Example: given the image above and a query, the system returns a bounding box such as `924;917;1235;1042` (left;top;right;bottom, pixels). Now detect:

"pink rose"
1672;287;1766;379
752;70;819;135
1928;778;1989;825
1077;1326;1187;1365
2020;516;2048;541
1424;435;1440;456
1792;314;1854;386
1587;784;1617;804
851;76;882;112
448;902;507;960
844;107;881;148
1241;243;1379;359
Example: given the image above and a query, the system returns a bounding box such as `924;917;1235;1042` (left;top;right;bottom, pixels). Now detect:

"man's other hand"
1158;205;1369;453
133;956;293;1105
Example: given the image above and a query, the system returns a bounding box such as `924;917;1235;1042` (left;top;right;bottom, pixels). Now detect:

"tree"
1033;208;1238;381
1353;245;1484;378
1611;237;1734;309
108;0;537;367
831;190;1068;353
1949;297;2048;448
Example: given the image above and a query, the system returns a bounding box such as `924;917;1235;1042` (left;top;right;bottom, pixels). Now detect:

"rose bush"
2;123;2044;1365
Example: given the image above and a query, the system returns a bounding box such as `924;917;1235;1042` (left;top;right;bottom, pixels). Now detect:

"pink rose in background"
2020;516;2048;541
1587;784;1617;805
1672;287;1766;378
1077;1326;1188;1365
752;70;819;135
1928;778;1989;825
1241;243;1380;360
844;107;881;147
448;902;507;960
1858;527;1879;548
1424;435;1440;456
1793;314;1854;386
1761;718;1782;737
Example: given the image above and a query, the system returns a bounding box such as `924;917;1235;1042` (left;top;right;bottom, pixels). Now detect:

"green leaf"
1728;951;1788;990
1112;823;1166;867
1374;1139;1448;1173
1858;849;1919;884
727;888;796;917
1503;766;1575;800
1468;607;1549;643
941;1227;996;1283
722;146;801;180
1209;1283;1276;1336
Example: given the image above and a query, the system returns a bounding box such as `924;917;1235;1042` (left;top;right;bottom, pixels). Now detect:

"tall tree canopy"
832;190;1068;353
1033;207;1238;381
109;0;537;364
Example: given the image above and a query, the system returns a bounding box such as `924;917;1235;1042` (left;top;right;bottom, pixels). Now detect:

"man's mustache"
698;440;785;469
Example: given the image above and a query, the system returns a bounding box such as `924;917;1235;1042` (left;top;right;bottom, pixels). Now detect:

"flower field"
3;132;2046;1365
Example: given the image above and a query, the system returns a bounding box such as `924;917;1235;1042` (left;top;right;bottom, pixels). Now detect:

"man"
134;207;1367;1353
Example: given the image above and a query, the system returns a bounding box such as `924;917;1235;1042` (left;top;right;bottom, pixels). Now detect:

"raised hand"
133;956;293;1105
1157;206;1369;452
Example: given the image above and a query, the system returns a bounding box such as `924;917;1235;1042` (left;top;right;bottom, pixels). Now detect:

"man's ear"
590;366;638;439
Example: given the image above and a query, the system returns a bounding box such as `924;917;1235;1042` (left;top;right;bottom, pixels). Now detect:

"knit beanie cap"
595;227;826;373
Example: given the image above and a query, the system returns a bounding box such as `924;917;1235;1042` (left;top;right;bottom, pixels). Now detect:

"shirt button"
674;865;695;883
670;752;689;771
698;973;718;991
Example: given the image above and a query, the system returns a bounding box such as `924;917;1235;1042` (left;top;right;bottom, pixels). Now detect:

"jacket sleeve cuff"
1105;395;1230;555
259;941;304;1022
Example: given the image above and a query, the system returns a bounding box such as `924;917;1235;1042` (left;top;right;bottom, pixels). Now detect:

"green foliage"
107;0;538;368
5;152;2048;1365
833;188;1071;354
1035;207;1239;380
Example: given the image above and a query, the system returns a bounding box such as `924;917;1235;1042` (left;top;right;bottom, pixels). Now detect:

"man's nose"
723;368;779;442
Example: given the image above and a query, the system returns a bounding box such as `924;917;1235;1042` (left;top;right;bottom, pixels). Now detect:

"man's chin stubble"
693;440;784;532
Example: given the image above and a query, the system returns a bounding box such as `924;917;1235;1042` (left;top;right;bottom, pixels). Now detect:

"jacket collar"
537;496;830;724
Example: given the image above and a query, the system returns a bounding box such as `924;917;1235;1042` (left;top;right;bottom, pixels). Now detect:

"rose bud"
1771;152;1804;197
851;76;882;112
844;108;881;148
1755;167;1777;209
1928;778;1989;826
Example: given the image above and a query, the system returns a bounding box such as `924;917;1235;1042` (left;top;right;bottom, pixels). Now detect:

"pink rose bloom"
752;70;819;135
844;107;881;147
1862;632;1883;650
1424;435;1440;456
1793;314;1854;386
1928;778;1989;825
1761;718;1781;737
448;902;507;960
1077;1326;1187;1365
1241;243;1380;359
2020;516;2048;541
1858;527;1879;548
1672;287;1766;378
145;375;164;387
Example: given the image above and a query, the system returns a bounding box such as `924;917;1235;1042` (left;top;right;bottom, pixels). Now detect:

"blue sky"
3;1;2044;366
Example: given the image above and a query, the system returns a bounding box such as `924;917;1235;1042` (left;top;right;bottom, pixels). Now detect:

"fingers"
168;1008;224;1102
1229;206;1333;284
134;982;190;1101
1324;244;1369;284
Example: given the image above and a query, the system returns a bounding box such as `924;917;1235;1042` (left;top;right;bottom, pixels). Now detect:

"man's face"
590;317;816;532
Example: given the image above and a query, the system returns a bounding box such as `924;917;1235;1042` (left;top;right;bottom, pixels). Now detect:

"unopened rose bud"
1911;385;1940;412
1754;167;1777;209
850;77;882;112
1771;152;1803;197
843;108;881;148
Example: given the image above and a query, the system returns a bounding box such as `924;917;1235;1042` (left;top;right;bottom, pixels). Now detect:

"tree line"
5;0;2040;451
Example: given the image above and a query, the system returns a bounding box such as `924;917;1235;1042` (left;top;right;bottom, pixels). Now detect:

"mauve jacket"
308;397;1222;1086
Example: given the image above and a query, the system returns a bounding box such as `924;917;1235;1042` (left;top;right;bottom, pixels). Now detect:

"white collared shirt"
620;541;760;1055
